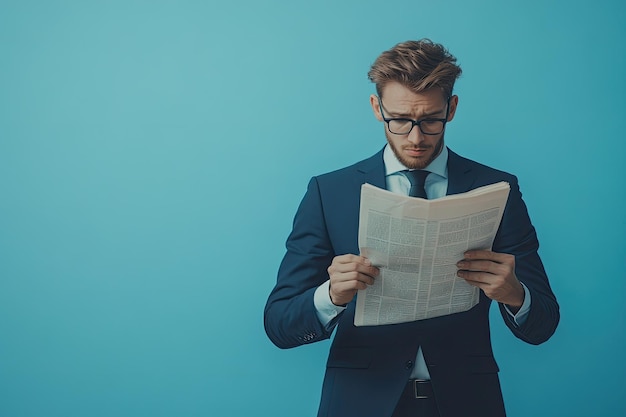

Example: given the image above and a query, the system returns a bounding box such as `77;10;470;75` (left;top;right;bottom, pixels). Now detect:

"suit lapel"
355;148;387;189
446;148;478;196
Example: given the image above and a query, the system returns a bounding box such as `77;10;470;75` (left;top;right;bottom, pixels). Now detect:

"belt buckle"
413;379;430;399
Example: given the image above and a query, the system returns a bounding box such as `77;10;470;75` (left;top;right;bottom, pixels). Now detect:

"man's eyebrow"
386;110;413;118
387;107;446;119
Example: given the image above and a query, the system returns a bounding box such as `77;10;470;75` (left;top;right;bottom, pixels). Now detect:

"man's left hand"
456;250;525;313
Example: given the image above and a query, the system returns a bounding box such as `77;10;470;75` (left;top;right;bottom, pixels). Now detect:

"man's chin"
387;135;445;170
399;153;432;170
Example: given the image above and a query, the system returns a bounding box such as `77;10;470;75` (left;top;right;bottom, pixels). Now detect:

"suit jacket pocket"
326;347;373;369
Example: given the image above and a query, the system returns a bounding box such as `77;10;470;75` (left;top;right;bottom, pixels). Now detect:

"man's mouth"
404;147;430;156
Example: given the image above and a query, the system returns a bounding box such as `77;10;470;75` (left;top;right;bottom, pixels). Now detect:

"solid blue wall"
1;1;624;416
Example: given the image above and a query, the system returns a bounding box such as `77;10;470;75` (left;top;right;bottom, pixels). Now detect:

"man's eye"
391;119;412;126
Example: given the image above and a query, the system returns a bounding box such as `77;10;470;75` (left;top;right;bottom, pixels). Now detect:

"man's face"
370;82;458;169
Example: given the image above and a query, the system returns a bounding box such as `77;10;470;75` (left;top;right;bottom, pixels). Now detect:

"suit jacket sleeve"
494;176;559;344
264;177;336;349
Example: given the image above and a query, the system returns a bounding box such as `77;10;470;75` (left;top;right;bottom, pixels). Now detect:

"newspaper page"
354;182;510;326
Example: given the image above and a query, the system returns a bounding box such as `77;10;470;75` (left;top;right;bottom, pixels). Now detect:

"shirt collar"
383;143;449;179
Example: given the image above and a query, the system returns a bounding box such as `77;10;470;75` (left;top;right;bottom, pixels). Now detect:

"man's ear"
370;94;384;122
447;95;459;122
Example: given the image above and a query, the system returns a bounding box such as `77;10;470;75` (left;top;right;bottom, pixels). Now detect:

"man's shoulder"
314;149;384;182
449;149;518;182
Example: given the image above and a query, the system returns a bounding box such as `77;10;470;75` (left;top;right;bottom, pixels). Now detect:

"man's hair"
368;39;462;99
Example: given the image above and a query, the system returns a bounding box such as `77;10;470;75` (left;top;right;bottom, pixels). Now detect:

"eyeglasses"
378;96;450;135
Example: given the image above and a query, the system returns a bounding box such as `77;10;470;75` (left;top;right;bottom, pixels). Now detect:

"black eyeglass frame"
377;96;451;136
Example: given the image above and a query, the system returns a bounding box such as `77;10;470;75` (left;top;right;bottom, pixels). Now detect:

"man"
264;39;559;417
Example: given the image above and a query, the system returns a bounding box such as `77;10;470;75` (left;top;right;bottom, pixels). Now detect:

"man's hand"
327;254;380;306
456;250;525;313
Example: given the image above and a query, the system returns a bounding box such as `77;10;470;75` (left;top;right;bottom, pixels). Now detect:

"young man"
264;39;559;417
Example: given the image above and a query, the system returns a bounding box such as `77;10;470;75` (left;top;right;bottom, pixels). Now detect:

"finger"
332;279;369;293
457;270;496;285
463;250;513;264
456;259;508;274
461;277;489;291
332;270;376;286
456;270;507;288
459;268;515;291
460;276;502;303
329;258;379;277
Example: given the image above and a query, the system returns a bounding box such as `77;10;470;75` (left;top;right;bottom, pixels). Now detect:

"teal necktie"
404;170;429;198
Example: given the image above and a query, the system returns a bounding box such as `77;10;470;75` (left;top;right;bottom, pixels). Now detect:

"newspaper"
354;181;510;326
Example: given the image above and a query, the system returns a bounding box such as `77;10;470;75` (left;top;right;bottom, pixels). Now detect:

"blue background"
1;1;624;416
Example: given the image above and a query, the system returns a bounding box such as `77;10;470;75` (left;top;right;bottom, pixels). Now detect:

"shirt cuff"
503;282;532;327
314;280;346;329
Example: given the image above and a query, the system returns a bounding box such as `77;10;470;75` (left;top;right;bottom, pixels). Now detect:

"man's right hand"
327;254;379;306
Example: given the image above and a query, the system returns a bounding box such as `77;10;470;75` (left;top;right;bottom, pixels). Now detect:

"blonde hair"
368;39;462;99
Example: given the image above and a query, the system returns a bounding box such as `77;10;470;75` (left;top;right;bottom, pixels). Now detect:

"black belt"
403;379;434;399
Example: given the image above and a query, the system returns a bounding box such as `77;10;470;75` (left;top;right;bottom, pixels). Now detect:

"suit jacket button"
405;360;413;369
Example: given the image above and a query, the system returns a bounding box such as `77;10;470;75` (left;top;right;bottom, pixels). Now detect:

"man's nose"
406;125;423;144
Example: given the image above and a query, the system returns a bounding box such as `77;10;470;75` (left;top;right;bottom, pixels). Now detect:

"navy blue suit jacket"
264;148;559;417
